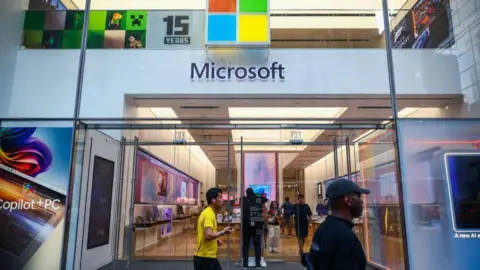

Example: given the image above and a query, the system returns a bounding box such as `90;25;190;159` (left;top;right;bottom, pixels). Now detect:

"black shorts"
193;256;222;270
296;226;308;238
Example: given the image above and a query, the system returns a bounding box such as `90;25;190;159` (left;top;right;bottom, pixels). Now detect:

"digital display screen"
86;156;115;250
250;184;271;199
243;153;277;201
391;0;453;49
135;150;198;204
445;153;480;230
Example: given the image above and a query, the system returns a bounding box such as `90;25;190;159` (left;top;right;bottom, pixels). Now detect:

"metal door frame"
83;122;385;267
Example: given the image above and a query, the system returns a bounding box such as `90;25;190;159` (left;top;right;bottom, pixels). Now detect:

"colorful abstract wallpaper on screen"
243;153;277;201
22;10;148;49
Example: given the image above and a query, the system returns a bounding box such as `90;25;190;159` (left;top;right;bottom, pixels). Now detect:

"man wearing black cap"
309;178;370;270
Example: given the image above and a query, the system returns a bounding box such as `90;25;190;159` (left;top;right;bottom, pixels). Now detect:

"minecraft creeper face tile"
125;11;147;31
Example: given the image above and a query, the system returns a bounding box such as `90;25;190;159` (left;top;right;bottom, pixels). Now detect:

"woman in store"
266;201;282;253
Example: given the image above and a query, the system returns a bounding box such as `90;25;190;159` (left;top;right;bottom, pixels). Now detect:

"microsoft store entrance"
73;119;395;269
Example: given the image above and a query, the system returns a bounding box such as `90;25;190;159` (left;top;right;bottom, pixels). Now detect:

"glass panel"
397;119;480;270
1;1;84;118
357;123;405;270
390;1;480;118
130;128;208;261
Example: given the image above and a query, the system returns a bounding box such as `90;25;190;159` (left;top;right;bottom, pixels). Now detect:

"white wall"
278;153;299;201
304;145;357;210
0;0;27;117
5;49;461;118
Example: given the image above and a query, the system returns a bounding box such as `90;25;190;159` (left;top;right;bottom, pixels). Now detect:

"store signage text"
190;62;286;80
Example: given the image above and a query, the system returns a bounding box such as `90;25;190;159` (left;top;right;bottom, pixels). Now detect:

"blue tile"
207;14;236;42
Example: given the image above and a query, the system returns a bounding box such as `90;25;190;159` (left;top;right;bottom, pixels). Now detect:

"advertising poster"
391;0;453;49
0;127;73;270
392;10;415;48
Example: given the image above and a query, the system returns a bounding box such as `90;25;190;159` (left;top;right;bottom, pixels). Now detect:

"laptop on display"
0;164;66;270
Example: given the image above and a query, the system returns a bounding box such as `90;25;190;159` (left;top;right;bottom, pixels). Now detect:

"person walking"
309;178;370;270
194;188;233;270
294;194;312;255
242;188;267;269
266;201;281;253
280;197;294;238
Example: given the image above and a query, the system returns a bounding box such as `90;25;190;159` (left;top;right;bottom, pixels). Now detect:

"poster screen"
86;156;115;250
135;150;198;204
0;127;73;270
392;0;453;49
243;153;277;202
445;153;480;230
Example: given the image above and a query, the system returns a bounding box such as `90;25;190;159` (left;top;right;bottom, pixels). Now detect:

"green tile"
24;11;46;30
105;11;127;30
65;11;85;30
22;30;43;48
87;30;105;48
124;30;146;49
42;30;63;49
125;11;148;31
239;0;268;13
88;10;107;30
63;30;83;49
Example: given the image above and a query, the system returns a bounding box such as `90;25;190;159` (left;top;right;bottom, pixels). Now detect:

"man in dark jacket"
310;178;370;270
241;188;267;269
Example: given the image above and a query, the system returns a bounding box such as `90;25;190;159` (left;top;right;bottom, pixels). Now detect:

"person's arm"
204;227;227;240
203;216;231;241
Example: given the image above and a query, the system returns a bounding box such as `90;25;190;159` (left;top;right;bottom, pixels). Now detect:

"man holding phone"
194;188;233;270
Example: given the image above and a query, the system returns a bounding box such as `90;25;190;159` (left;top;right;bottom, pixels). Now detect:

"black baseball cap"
326;178;370;200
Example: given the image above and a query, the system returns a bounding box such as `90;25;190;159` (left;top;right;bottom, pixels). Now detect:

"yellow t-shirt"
195;206;218;258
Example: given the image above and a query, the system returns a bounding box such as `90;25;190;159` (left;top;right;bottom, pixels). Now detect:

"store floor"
134;226;307;261
99;260;380;270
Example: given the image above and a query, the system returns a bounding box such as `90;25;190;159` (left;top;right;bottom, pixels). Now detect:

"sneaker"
268;247;273;253
273;248;278;253
242;263;249;269
288;235;292;238
280;235;284;238
255;265;262;269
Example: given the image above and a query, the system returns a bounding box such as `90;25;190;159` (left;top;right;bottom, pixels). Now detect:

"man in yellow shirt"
194;188;233;270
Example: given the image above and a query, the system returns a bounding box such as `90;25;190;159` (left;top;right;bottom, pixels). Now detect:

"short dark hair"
285;197;290;201
298;194;304;199
206;188;222;204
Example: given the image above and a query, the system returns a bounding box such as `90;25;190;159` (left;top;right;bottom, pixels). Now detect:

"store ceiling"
131;93;463;170
71;0;407;30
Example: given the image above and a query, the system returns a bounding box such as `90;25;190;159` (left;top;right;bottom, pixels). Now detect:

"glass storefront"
1;0;480;269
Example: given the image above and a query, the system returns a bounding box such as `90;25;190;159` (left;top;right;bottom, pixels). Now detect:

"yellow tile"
238;15;269;43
